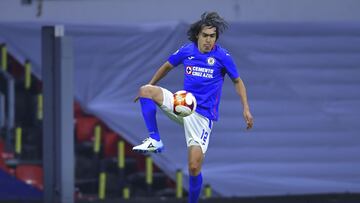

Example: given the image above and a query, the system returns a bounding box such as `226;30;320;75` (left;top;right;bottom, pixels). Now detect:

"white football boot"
132;137;164;153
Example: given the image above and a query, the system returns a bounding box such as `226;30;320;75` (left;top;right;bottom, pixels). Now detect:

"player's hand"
243;110;253;130
134;95;140;103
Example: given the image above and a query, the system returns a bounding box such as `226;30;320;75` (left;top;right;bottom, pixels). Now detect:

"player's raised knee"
139;84;155;97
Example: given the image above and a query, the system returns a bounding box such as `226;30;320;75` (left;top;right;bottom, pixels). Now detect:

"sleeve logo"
173;49;179;55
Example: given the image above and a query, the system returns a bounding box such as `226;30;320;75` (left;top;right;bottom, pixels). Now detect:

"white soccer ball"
173;90;197;117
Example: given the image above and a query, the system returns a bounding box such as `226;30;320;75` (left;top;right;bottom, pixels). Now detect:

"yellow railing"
176;169;183;198
1;44;7;71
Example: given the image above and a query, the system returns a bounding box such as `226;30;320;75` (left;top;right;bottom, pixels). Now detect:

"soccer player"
133;12;253;203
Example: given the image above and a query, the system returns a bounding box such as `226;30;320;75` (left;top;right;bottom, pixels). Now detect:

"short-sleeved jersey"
168;42;239;121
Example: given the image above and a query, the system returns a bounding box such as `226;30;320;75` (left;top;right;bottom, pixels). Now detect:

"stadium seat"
74;101;84;118
15;164;43;190
103;131;120;158
0;139;4;153
0;139;12;174
0;158;9;172
0;140;9;172
75;117;100;143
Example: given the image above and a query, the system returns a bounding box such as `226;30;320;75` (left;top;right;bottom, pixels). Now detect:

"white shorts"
159;87;213;154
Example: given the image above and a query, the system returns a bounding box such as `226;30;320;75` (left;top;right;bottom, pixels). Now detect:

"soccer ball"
173;90;197;117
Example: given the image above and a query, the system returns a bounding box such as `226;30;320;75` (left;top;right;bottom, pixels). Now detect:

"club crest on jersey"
207;57;215;66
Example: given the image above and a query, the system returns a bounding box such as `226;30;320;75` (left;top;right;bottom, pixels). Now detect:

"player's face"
197;26;217;53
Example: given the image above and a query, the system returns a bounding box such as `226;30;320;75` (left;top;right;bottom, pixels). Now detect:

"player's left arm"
232;77;254;130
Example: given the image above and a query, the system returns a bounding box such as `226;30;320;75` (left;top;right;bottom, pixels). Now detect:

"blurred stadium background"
1;0;360;203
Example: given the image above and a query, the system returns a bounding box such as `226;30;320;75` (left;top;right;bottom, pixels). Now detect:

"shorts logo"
186;66;192;74
207;57;215;66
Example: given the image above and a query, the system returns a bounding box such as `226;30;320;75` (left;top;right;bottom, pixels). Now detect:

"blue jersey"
168;43;239;121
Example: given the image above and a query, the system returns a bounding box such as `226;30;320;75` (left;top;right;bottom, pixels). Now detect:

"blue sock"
139;97;160;141
189;173;203;203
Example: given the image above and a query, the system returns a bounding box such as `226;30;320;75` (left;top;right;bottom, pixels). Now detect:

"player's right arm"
134;45;185;102
134;61;173;102
149;43;189;85
148;61;173;85
147;44;188;86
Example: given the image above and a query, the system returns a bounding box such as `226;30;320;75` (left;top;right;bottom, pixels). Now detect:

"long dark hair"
187;12;228;43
